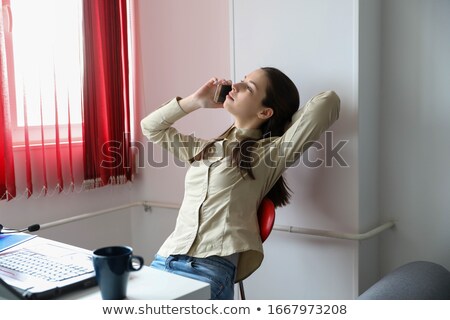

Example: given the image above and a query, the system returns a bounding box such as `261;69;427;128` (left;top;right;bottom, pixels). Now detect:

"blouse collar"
225;126;262;141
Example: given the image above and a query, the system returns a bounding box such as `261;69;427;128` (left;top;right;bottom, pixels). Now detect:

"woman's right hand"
179;78;231;113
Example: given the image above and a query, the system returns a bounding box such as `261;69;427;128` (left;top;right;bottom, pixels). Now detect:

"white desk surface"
61;266;210;300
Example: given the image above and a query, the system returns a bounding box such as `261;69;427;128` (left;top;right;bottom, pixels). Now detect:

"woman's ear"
258;107;274;120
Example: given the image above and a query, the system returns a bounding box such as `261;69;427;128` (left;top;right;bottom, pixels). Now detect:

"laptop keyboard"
0;249;94;282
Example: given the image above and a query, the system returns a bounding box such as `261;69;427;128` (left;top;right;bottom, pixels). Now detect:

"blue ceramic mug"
93;246;144;300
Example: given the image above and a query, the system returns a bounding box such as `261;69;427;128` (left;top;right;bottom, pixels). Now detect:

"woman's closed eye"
240;81;254;93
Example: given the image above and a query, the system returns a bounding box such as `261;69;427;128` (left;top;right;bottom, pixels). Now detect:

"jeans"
150;254;235;300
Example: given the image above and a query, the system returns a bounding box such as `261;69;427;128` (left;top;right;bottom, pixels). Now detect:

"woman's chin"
222;100;231;111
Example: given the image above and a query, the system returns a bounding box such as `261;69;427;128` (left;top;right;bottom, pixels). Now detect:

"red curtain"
0;0;16;200
0;0;133;201
82;0;133;188
1;0;81;200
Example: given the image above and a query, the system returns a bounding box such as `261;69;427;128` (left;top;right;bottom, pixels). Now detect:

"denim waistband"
155;254;236;270
160;254;236;271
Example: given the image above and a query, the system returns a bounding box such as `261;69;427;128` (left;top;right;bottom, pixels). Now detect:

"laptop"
0;235;96;299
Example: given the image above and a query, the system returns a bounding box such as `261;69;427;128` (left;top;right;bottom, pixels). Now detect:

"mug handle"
128;255;144;271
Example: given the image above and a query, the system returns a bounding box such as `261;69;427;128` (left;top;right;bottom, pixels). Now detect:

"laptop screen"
0;234;36;253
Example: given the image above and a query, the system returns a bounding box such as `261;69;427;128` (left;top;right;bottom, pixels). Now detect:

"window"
1;0;134;199
7;0;83;145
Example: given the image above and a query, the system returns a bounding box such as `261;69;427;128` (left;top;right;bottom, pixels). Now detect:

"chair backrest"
257;198;276;242
239;198;276;299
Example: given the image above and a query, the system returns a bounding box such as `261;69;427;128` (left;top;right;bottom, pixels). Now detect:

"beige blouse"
141;91;340;281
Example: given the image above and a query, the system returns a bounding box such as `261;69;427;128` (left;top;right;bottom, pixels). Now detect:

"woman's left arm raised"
260;90;340;186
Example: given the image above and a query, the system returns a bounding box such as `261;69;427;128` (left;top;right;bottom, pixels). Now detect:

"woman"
141;67;340;299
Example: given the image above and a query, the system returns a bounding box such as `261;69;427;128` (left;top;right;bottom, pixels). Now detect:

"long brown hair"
194;67;300;207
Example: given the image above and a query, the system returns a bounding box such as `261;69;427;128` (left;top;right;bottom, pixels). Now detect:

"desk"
0;236;210;300
61;266;210;300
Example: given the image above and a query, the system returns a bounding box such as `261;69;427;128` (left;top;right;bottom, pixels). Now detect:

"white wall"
232;0;359;299
378;0;450;274
130;0;232;261
132;0;365;299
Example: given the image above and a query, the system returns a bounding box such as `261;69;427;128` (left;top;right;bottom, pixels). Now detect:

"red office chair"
238;198;276;299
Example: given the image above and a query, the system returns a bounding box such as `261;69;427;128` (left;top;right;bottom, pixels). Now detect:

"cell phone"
213;84;232;103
